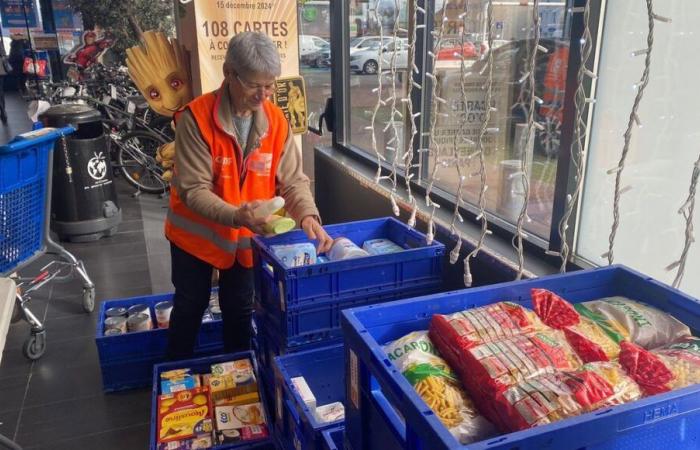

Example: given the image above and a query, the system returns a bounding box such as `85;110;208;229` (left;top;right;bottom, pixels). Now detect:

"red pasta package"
531;289;626;363
430;327;583;425
619;337;700;396
493;362;642;432
430;302;547;352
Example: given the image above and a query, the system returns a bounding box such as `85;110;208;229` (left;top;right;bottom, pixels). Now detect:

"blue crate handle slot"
371;388;407;446
0;126;75;154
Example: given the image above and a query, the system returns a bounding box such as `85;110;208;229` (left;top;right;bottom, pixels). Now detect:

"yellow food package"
157;387;213;443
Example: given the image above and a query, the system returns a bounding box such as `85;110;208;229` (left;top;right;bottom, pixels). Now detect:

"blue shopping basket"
0;126;74;276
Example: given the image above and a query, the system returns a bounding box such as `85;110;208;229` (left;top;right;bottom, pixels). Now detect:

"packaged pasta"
384;331;496;444
531;289;625;362
581;296;690;349
493;361;641;432
430;302;547;353
619;337;700;396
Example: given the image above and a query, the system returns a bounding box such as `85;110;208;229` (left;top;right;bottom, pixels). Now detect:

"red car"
436;40;480;60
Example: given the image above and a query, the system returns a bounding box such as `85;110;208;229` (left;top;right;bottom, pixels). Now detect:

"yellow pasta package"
384;331;496;444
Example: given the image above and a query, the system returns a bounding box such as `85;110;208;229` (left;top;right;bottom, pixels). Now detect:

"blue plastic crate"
341;265;700;450
150;351;275;450
0;127;74;275
95;291;223;392
252;217;444;315
273;345;345;450
320;426;344;450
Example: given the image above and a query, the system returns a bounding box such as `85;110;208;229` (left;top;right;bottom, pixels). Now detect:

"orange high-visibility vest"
165;90;287;269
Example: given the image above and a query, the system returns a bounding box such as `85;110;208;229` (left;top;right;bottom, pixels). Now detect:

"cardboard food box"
210;374;259;406
214;402;266;432
211;359;256;385
156;432;213;450
161;369;200;394
157;387;213;443
216;424;269;444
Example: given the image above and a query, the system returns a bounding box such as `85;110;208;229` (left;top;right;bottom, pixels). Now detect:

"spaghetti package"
531;289;626;362
384;331;496;444
493;362;641;432
430;302;547;353
620;337;700;396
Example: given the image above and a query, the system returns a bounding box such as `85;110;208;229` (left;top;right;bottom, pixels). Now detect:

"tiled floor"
0;93;174;449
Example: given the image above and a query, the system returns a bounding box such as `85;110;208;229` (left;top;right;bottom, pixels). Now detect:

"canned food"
127;303;151;319
154;301;173;329
104;328;123;336
104;316;128;334
105;307;127;318
127;312;153;332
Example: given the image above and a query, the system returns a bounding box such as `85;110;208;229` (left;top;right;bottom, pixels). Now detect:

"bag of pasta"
531;289;626;362
384;331;496;444
493;361;641;432
430;302;547;358
620;337;700;396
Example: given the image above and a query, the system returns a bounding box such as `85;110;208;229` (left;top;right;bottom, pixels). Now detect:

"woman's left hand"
301;216;333;254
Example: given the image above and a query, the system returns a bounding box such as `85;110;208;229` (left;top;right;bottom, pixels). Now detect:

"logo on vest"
214;156;235;165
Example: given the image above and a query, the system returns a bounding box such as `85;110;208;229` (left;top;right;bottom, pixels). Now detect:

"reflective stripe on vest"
166;209;251;252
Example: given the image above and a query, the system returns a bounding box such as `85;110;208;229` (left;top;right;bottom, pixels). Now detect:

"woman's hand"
301;216;333;253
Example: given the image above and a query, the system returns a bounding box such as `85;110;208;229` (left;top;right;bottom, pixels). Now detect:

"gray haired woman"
165;31;332;360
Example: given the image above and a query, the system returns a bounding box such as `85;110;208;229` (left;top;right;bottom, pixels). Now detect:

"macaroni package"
430;302;547;352
531;289;625;362
620;337;700;396
384;331;496;444
493;362;641;432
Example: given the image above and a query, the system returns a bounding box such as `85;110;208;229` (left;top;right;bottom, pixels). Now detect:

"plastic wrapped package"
493;362;641;432
620;337;700;396
430;302;547;352
384;331;497;444
581;296;690;349
531;289;625;362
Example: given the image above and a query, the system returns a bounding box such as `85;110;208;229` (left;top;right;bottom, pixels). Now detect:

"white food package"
315;402;345;423
582;296;691;349
291;376;317;410
383;331;496;444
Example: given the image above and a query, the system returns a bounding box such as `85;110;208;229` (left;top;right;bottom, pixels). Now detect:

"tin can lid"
105;307;127;317
154;301;173;310
104;328;123;336
127;304;149;316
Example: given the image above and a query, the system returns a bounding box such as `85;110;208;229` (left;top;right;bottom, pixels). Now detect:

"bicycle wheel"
115;130;169;194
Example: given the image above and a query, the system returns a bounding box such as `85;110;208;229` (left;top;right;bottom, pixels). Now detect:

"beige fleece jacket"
172;86;319;228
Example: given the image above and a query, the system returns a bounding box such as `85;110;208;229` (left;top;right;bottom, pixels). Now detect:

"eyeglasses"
235;73;276;93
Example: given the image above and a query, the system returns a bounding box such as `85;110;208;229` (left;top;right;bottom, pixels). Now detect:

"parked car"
300;35;329;66
436;38;479;60
307;43;331;68
349;36;393;54
349;38;408;74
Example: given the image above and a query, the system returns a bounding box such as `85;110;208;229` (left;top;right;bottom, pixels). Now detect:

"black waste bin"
40;104;122;242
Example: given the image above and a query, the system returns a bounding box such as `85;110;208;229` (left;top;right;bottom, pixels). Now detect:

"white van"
299;35;329;57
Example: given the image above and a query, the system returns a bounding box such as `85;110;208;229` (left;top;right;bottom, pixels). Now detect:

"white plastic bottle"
252;196;285;219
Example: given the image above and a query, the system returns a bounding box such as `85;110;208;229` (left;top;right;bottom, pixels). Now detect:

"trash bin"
40;104;122;243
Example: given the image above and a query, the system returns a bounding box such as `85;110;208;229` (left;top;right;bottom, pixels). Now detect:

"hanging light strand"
386;0;405;216
404;0;423;226
370;4;388;188
556;1;594;272
606;0;661;264
667;156;700;288
462;0;495;287
513;0;541;280
423;0;453;244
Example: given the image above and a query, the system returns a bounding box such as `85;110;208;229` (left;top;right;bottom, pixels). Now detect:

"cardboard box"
214;403;266;432
156;432;213;450
157;387;213;443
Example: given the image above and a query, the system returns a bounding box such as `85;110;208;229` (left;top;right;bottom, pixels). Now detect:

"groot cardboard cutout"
126;31;192;118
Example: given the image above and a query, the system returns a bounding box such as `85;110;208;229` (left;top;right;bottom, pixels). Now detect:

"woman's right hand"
233;201;271;235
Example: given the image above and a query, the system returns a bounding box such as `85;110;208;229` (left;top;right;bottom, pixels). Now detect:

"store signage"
1;0;37;28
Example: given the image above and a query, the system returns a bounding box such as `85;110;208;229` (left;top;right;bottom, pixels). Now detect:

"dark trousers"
167;243;255;361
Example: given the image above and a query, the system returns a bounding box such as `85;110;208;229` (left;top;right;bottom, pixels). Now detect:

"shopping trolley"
0;126;95;360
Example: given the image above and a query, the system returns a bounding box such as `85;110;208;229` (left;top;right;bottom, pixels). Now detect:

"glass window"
347;0;410;156
576;2;700;296
425;2;571;239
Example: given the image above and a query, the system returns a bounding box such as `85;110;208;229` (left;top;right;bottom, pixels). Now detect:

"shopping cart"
0;126;95;360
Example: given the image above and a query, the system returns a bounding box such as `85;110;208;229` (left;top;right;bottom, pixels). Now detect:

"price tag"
349;349;359;409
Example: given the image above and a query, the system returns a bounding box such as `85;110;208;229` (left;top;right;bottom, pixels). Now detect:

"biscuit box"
157;387;213;443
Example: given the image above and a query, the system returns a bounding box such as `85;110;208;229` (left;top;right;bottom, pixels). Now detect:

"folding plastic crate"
96;291;223;391
273;345;345;450
320;426;344;450
341;265;700;450
252;217;444;315
150;351;275;450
